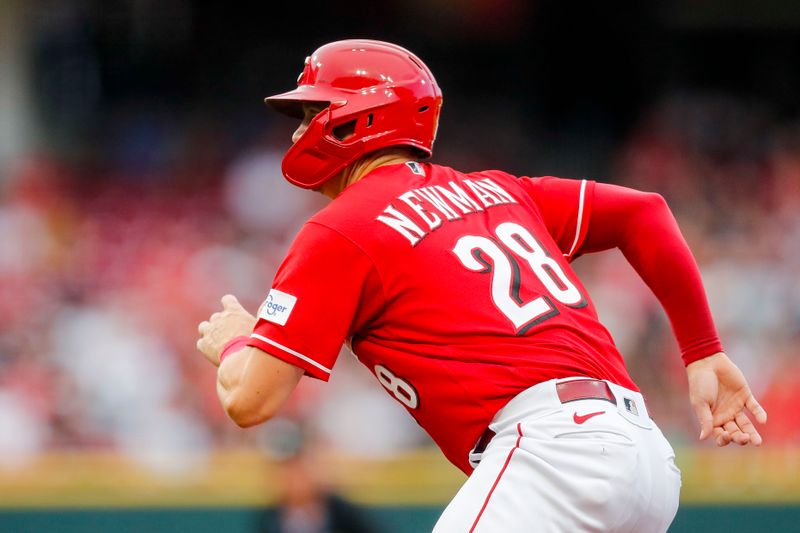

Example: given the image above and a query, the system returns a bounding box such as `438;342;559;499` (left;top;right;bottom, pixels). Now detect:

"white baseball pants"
433;378;681;532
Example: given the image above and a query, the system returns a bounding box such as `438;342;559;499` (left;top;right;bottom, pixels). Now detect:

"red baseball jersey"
248;162;637;474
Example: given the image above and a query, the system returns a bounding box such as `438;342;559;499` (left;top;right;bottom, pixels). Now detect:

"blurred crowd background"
1;0;799;478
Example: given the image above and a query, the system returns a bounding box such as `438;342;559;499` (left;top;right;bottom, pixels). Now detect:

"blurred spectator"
255;419;378;533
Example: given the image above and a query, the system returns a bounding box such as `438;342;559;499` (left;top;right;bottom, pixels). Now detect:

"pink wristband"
219;335;250;364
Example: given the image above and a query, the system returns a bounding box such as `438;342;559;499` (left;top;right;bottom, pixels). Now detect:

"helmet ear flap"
282;115;354;189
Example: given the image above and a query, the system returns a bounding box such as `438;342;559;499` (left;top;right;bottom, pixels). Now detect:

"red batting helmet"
265;39;443;189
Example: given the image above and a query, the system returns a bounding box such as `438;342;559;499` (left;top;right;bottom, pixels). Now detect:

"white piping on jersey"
564;179;588;259
249;333;331;374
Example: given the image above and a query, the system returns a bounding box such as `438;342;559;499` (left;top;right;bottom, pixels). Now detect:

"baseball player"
197;40;767;532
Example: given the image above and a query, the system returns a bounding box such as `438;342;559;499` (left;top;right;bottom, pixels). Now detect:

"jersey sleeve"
517;176;596;261
247;222;378;381
580;182;724;365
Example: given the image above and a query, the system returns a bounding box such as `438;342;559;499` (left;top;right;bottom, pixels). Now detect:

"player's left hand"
197;294;257;366
686;352;767;447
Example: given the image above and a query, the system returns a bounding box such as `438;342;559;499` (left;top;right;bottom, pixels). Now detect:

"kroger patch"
258;289;297;326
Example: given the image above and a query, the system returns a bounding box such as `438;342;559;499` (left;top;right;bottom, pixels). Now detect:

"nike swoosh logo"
573;411;605;424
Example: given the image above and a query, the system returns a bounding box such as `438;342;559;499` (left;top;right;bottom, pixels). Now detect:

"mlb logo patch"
623;397;639;416
258;289;297;326
405;161;425;176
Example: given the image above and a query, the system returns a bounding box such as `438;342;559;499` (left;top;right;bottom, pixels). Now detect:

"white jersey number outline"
453;222;585;334
375;364;419;409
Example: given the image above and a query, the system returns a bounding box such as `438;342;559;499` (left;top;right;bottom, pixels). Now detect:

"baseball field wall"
1;448;798;532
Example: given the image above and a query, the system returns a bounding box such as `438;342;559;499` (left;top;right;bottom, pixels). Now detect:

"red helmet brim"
264;86;348;119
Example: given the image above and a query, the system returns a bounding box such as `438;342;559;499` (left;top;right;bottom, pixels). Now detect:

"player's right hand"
686;352;767;447
196;294;257;366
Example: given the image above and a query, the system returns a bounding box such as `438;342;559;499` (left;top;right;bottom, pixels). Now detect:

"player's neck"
320;150;415;199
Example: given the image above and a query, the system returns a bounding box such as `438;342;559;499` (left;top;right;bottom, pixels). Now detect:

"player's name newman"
376;177;517;245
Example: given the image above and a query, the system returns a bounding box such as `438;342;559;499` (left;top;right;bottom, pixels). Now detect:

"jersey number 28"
453;221;585;334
